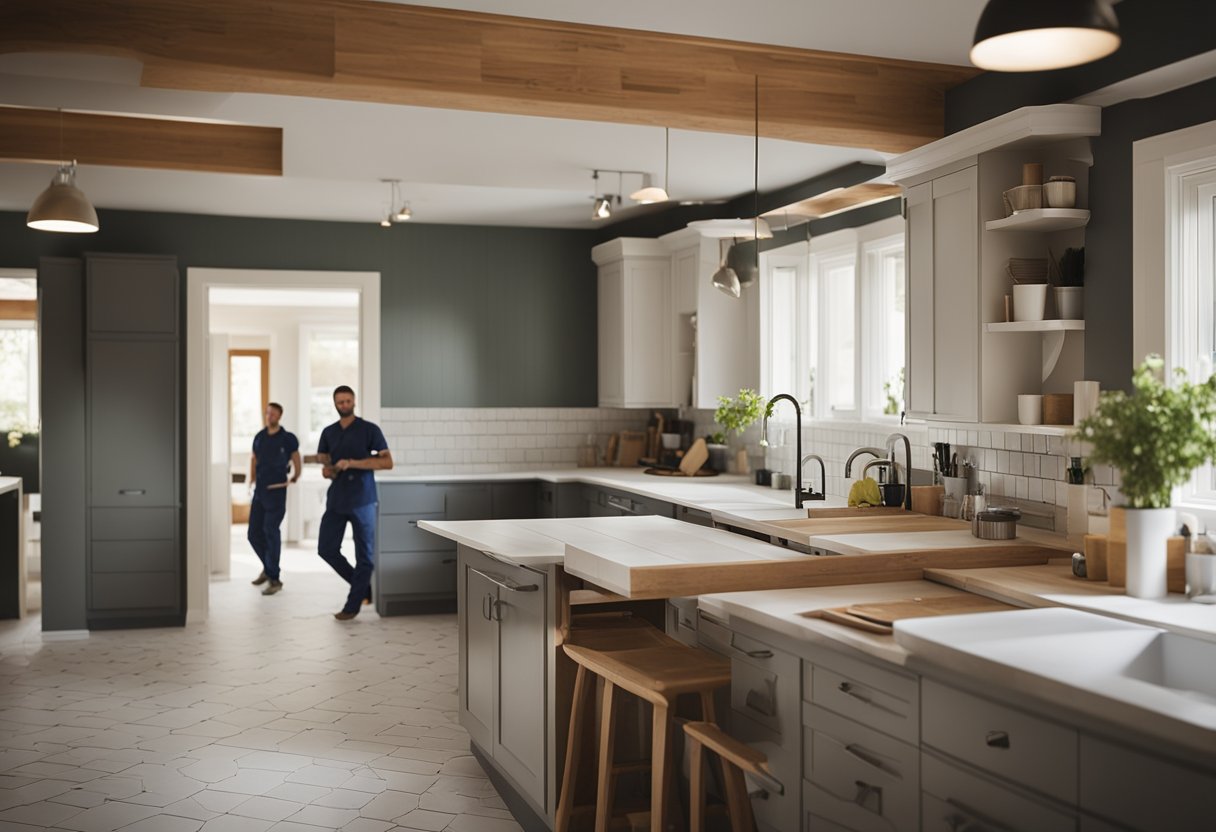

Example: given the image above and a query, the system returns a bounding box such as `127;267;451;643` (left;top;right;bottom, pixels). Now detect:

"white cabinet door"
492;569;548;808
597;261;625;406
623;259;672;406
462;563;497;751
905;182;935;418
930;166;979;422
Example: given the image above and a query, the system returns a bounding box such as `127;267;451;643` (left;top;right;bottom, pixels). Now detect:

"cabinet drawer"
91;571;178;611
922;679;1077;803
921;751;1076;832
801;801;852;832
380;513;452;552
666;598;699;646
729;710;799;832
807;649;919;744
696;617;799;741
802;704;918;832
92;540;178;573
378;484;447;515
91;508;176;541
1079;735;1216;832
377;551;458;597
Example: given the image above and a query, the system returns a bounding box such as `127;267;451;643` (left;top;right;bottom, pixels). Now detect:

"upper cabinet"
592;238;672;408
890;104;1100;425
592;233;759;410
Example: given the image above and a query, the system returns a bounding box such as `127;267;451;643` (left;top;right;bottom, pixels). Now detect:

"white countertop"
0;477;21;496
896;608;1216;757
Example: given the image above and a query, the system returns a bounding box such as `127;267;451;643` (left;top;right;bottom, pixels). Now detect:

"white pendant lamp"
970;0;1120;72
27;161;99;234
378;178;413;226
630;128;670;204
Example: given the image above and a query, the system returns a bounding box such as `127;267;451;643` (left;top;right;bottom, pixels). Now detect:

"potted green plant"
0;421;39;493
1075;355;1216;597
1054;246;1084;320
714;389;766;474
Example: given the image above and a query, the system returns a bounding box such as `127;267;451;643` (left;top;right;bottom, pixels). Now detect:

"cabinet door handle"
407;520;419;526
744;685;776;718
491;598;504;622
984;730;1011;750
852;780;883;815
442;558;456;565
836;681;902;717
481;593;492;621
469;567;538;593
119;489;146;496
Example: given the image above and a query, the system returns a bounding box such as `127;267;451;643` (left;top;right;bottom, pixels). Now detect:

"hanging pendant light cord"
664;126;670;195
754;75;760;268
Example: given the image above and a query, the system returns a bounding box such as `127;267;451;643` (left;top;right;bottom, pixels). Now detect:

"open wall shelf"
985;208;1090;232
986;320;1085;333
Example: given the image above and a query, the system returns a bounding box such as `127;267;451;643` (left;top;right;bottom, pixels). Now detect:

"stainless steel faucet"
799;454;827;501
844;446;884;478
885;432;913;511
762;393;816;508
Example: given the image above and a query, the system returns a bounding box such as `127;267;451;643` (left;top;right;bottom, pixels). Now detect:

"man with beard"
315;385;393;620
248;401;301;595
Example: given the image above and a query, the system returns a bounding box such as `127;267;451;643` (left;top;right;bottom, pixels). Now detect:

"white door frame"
185;268;381;624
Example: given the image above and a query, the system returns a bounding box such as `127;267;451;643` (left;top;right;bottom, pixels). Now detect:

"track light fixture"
378;179;413;226
970;0;1120;71
590;170;624;221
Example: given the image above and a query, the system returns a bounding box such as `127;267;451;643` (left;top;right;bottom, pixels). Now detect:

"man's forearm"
346;455;393;471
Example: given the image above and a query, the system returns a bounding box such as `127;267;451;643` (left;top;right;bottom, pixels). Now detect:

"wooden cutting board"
770;515;965;541
617;431;646;467
815;593;1017;634
679;437;709;476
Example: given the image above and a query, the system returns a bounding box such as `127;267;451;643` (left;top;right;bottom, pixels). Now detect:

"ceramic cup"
1018;394;1043;426
1044;179;1077;208
1012;283;1048;322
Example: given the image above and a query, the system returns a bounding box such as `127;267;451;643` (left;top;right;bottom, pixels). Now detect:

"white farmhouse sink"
895;607;1216;753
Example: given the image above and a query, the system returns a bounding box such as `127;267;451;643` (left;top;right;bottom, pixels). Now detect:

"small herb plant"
1057;247;1085;288
1076;355;1216;508
714;389;766;438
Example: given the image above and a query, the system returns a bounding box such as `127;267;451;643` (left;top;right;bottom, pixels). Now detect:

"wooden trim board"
0;0;978;153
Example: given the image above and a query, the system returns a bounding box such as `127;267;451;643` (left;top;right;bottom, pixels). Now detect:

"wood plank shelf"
984;209;1090;232
986;320;1085;333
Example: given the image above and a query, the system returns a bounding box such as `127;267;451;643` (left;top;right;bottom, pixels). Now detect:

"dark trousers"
317;502;377;614
247;492;287;582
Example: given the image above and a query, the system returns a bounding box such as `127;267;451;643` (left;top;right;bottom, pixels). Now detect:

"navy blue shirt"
252;428;299;495
318;417;389;511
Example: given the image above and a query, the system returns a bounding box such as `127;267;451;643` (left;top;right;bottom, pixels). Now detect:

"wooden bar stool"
684;721;784;832
557;637;730;832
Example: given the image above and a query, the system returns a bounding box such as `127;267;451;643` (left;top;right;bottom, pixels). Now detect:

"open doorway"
186;270;380;624
0;270;38;619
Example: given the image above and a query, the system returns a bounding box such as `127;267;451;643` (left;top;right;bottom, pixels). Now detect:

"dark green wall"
0;209;599;406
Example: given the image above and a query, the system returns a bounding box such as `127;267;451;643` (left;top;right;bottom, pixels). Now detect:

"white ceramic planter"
1124;506;1176;599
1012;284;1048;322
1055;286;1084;319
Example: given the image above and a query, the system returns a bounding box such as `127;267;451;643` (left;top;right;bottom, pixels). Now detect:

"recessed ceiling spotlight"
970;0;1120;71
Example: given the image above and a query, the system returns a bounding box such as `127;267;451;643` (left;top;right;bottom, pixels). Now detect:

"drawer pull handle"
843;744;900;780
442;558;456;565
407;520;419;525
946;798;1016;832
469;567;538;593
984;730;1011;750
728;633;774;660
119;489;146;496
852;780;883;816
836;681;903;717
679;617;695;629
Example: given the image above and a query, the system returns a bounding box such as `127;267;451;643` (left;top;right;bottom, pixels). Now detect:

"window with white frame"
0;275;38;434
1169;151;1216;505
761;220;905;422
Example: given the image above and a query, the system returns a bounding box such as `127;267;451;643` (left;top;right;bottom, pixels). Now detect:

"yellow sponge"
848;477;883;507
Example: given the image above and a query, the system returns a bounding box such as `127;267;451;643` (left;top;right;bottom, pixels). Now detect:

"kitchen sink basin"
1121;631;1216;701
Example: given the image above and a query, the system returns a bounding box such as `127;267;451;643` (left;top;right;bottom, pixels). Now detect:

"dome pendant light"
970;0;1120;72
712;237;741;299
630;127;670;204
27;161;99;233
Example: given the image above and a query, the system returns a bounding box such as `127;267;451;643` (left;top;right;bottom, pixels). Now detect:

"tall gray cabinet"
85;254;182;628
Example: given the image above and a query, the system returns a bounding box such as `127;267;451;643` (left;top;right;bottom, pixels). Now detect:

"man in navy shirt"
316;385;393;620
248;402;301;596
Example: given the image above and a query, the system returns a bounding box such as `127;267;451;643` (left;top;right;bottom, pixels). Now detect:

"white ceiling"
0;0;990;228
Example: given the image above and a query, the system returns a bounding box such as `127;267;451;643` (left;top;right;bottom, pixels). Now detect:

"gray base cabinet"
458;545;549;817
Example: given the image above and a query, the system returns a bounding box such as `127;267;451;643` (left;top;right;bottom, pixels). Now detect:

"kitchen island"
421;511;1216;832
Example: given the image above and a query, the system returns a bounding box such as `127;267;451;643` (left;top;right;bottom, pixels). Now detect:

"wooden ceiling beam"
0;1;979;154
0;107;283;175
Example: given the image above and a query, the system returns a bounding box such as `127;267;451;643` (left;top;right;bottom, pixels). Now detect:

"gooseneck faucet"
762;393;816;508
885;432;913;511
800;454;827;502
844;447;885;478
